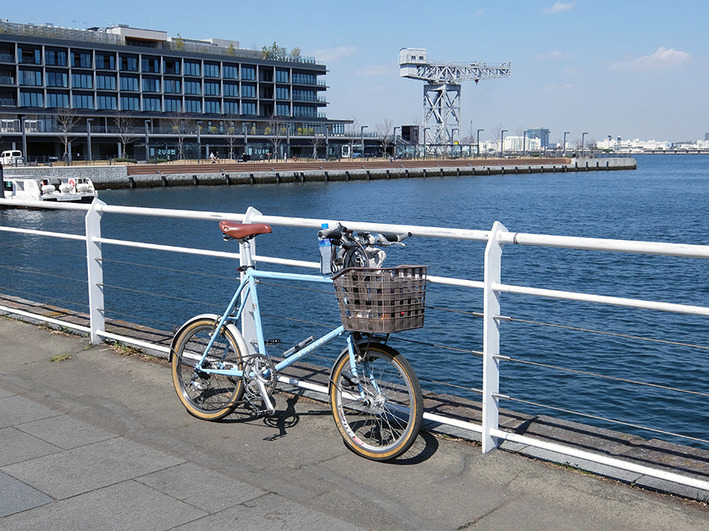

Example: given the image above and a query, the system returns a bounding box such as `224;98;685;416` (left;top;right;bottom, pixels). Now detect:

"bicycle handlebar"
318;223;412;248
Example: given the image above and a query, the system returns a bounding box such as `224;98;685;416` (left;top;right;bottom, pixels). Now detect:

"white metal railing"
1;197;708;494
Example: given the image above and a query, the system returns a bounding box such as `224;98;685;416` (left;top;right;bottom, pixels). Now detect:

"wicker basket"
332;266;427;333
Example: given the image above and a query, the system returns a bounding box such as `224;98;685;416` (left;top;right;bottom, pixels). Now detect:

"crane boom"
399;48;510;152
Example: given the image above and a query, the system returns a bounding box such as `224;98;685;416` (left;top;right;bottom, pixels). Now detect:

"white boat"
1;174;97;203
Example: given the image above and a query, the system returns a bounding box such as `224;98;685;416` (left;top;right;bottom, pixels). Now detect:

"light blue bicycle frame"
192;267;368;398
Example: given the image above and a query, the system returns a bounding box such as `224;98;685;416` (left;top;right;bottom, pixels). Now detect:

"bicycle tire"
171;317;244;420
329;342;423;460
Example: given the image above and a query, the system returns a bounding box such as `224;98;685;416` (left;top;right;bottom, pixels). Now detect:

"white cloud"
356;64;396;77
544;2;575;14
314;46;356;63
611;47;691;72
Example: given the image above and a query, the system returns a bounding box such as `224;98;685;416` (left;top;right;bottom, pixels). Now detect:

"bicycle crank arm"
256;378;276;415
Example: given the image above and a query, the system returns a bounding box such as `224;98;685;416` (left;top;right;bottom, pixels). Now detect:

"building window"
142;76;160;92
141;56;160;73
223;83;238;97
184;98;201;113
95;52;116;70
223;64;238;79
72;72;93;89
19;90;43;107
241;65;256;80
45;48;68;66
143;96;162;112
164;97;182;112
120;55;138;71
47;92;69;108
241;84;256;98
204;62;219;77
293;89;316;101
276;103;290;116
97;94;117;110
223;100;238;114
120;75;139;91
164;78;181;94
96;73;116;90
120;95;140;111
276;69;290;83
184;80;201;95
293;72;316;84
204;81;220;96
276;86;290;100
46;71;68;87
71;50;92;68
204;100;220;114
242;101;256;115
19;69;42;86
294;105;316;117
19;47;41;64
73;93;94;109
184;60;200;76
164;58;180;75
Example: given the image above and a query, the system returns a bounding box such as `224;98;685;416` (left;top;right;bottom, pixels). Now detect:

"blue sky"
6;1;708;144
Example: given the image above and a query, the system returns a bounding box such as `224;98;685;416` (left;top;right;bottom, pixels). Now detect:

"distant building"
0;20;355;161
526;128;550;148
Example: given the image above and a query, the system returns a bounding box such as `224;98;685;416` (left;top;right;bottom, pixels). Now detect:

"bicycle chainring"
242;354;277;406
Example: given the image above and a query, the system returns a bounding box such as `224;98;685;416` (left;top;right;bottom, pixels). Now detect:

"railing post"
482;221;506;453
240;206;261;354
85;199;105;344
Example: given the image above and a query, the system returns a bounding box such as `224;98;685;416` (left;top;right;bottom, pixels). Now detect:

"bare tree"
223;118;242;160
113;113;138;159
310;132;326;159
375;119;393;157
265;116;287;160
168;113;191;160
55;108;79;164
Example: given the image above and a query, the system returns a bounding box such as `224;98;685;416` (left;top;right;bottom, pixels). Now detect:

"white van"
1;150;23;166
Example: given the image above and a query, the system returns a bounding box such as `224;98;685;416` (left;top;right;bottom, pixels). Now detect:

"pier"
3;157;636;190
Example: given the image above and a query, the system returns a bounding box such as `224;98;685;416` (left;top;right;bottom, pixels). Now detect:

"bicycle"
170;220;426;460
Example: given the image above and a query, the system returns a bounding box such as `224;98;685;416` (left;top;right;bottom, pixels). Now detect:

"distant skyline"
4;1;708;144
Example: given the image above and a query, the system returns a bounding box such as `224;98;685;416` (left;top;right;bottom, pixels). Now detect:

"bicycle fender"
169;313;220;362
328;339;400;393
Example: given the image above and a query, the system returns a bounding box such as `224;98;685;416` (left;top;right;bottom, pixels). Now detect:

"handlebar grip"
318;222;345;240
380;231;412;243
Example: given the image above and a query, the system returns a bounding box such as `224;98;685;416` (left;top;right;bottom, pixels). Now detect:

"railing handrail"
1;197;708;495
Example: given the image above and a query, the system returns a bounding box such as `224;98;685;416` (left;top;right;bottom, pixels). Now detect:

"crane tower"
399;48;510;151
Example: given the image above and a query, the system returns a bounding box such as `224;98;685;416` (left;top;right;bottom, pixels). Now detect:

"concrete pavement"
1;317;707;530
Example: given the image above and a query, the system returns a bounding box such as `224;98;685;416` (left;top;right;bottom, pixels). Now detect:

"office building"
0;20;353;161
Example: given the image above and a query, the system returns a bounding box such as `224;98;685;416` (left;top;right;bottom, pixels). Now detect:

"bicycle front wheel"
171;317;244;420
330;342;423;460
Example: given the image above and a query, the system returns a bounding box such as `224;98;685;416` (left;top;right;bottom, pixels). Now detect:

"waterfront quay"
4;156;636;190
1;297;708;529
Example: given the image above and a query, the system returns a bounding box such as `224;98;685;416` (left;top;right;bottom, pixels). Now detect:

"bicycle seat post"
239;238;255;269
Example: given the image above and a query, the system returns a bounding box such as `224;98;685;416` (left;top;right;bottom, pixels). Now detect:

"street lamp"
500;129;507;158
86;118;93;162
242;123;248;160
563;131;570;157
523;130;529;156
477;128;484;158
196;121;202;161
393;126;400;157
581;131;589;157
360;125;367;158
144;119;152;162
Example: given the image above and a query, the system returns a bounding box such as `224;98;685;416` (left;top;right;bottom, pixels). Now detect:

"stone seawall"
4;157;636;190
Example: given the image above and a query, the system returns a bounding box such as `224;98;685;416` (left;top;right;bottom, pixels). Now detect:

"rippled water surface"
2;155;708;448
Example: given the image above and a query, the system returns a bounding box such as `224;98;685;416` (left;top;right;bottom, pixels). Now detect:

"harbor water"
1;155;707;449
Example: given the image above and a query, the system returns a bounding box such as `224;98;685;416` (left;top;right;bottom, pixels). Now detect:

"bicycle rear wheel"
171;317;244;420
329;342;423;460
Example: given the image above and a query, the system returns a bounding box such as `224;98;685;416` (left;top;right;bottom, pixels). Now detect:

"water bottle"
319;223;333;275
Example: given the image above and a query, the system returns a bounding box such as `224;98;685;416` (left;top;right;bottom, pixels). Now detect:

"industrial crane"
399;48;510;152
